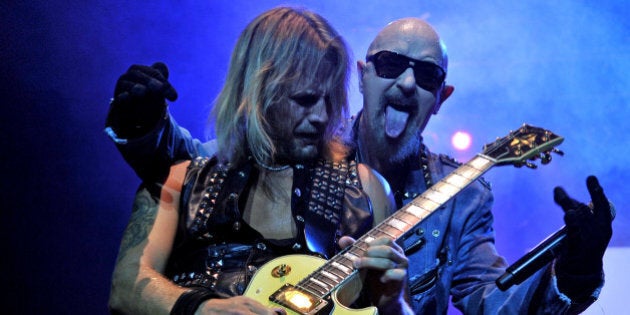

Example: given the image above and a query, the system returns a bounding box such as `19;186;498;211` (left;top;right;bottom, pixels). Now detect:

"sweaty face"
266;83;331;164
360;24;446;164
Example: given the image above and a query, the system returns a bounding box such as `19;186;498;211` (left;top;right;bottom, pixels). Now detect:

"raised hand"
114;62;178;102
107;62;178;138
553;175;613;300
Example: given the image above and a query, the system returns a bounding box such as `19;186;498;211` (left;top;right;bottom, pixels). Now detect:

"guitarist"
106;13;613;315
109;7;411;315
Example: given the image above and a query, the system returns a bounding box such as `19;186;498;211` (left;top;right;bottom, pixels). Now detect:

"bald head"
368;18;448;71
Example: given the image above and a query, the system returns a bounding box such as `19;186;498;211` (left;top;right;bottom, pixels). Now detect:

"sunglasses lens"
372;51;406;78
370;51;445;90
414;63;445;91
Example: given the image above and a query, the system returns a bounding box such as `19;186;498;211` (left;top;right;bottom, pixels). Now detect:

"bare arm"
357;163;395;225
109;162;189;314
109;161;286;315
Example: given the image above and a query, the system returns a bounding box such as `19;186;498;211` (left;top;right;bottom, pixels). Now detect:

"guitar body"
244;254;377;315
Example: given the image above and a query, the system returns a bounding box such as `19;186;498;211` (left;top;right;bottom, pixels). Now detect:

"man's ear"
433;84;454;114
357;60;366;94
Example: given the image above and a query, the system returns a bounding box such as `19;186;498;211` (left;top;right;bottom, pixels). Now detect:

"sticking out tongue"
385;105;410;138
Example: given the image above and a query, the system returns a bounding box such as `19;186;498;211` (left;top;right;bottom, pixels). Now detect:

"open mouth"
295;132;322;144
384;104;413;139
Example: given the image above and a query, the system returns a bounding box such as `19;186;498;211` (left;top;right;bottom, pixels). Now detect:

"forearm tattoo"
117;188;159;262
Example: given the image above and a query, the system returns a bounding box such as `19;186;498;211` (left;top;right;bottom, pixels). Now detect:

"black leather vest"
165;156;374;296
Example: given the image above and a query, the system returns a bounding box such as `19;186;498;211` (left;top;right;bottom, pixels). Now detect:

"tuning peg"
541;152;552;164
525;162;538;169
552;148;564;156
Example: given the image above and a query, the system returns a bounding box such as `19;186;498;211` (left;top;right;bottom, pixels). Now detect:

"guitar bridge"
269;284;328;315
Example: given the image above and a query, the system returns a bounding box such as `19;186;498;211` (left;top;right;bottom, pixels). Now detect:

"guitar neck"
293;154;497;298
367;154;496;242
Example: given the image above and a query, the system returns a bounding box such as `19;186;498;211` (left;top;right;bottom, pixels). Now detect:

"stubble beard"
363;112;422;168
385;130;421;165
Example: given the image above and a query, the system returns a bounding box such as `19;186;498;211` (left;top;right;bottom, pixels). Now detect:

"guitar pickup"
269;284;328;315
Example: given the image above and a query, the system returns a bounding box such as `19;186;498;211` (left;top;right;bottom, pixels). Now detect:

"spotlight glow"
452;131;472;151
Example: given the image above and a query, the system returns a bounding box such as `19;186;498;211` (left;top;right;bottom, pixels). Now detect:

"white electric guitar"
244;124;564;314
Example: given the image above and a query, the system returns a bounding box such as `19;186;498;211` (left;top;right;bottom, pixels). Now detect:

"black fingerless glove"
553;176;613;302
106;62;178;139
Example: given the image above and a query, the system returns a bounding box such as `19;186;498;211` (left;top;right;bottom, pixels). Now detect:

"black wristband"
170;289;216;315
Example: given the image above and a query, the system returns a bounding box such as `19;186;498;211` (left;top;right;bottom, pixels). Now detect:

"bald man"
106;17;612;314
348;17;611;314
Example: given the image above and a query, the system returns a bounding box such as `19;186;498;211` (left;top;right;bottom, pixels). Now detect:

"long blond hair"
211;7;350;165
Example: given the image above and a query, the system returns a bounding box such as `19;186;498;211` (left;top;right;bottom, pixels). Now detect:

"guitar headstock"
482;124;564;168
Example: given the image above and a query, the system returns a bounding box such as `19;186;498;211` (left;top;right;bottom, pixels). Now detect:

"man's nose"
395;67;417;94
308;97;329;124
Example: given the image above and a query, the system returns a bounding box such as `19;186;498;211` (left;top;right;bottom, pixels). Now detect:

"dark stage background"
2;1;628;314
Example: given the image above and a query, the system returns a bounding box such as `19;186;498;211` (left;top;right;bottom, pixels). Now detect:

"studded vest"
165;156;374;296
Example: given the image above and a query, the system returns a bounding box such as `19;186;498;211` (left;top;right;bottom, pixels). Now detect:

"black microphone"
496;202;615;291
496;226;566;291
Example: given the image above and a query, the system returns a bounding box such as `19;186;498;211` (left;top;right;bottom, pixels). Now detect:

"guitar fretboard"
293;154;496;298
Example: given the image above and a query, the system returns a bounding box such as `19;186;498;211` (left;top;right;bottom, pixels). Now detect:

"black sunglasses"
366;50;446;91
